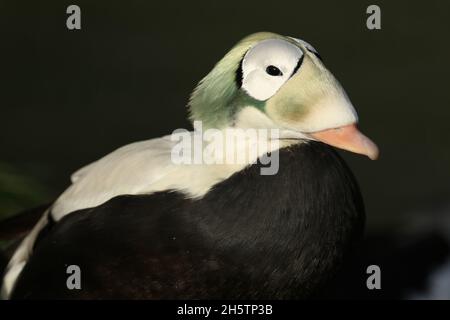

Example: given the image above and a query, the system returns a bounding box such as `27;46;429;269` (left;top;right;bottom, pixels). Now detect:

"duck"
1;32;378;299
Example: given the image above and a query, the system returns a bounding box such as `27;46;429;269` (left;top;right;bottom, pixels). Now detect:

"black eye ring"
266;65;283;76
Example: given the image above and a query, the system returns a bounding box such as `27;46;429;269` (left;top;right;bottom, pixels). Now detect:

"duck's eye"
266;65;283;76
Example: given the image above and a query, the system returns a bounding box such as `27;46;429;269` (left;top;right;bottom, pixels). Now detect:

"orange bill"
309;124;379;160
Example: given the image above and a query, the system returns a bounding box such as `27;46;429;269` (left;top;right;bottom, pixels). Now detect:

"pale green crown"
188;32;291;129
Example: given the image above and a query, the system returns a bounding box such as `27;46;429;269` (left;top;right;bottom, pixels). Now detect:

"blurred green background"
0;0;449;235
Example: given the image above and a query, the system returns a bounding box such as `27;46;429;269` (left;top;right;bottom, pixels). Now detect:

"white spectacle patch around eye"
241;39;303;101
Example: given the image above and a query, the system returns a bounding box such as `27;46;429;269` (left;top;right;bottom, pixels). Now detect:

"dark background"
0;0;449;296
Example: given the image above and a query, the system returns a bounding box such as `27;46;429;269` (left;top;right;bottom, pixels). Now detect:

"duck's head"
188;32;378;160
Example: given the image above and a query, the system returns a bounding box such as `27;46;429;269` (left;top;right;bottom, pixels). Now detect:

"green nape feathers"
188;32;287;129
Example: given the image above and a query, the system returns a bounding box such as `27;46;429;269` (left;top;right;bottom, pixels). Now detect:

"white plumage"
1;110;293;299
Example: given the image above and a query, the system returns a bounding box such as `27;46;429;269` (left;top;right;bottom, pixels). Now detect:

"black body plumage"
11;141;365;299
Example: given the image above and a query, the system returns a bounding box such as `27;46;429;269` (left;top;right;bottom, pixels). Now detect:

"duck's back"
11;142;364;299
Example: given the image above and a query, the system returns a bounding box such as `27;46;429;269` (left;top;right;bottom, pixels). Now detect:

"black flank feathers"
11;142;365;299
